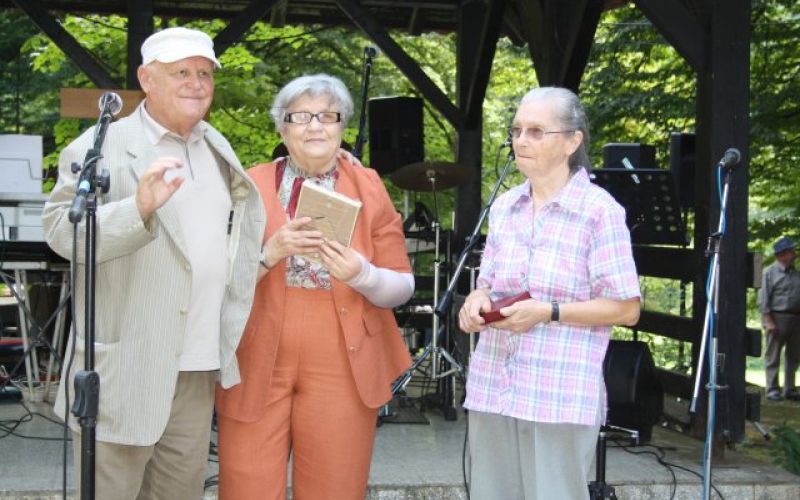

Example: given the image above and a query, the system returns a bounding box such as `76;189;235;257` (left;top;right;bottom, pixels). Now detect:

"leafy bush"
770;423;800;475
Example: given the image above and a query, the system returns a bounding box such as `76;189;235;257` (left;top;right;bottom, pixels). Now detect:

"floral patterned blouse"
277;157;339;289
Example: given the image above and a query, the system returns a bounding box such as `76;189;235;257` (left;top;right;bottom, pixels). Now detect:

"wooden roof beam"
335;0;465;128
464;0;507;127
270;0;288;28
408;7;422;36
502;8;526;46
126;0;152;90
563;0;603;91
519;0;603;92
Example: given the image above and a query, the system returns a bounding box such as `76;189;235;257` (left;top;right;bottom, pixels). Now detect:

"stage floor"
1;398;799;500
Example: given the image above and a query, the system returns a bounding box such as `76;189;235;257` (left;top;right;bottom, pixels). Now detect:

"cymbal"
390;161;473;192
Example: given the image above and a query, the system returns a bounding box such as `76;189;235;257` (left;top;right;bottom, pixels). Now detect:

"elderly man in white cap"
43;27;265;499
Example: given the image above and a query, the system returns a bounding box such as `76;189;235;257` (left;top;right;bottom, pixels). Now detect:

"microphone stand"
68;98;113;500
689;156;737;500
435;146;514;320
352;47;376;160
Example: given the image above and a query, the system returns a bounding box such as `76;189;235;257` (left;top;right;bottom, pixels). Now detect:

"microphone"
69;93;120;222
98;91;123;117
364;46;379;59
502;129;513;148
718;148;741;168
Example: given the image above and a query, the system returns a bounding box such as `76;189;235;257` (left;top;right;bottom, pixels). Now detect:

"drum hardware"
383;167;465;421
403;201;434;232
403;202;437;255
404;235;436;255
389;161;473;192
393;221;462;383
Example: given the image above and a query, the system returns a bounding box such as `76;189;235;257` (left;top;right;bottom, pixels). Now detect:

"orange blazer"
215;158;413;422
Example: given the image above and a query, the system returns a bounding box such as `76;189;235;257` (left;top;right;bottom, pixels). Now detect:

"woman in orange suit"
215;73;414;500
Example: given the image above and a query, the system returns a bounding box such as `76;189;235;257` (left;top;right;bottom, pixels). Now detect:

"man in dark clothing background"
758;236;800;401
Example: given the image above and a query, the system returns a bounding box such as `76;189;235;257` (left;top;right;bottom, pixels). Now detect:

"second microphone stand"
689;159;736;500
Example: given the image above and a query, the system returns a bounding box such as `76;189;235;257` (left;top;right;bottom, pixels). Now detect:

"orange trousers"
217;288;377;500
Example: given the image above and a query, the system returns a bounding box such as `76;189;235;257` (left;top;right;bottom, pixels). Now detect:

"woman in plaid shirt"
458;87;641;499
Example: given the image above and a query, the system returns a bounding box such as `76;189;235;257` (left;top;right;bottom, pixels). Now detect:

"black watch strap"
550;300;560;323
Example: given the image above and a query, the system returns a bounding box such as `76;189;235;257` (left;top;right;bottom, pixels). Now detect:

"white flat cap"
141;27;221;68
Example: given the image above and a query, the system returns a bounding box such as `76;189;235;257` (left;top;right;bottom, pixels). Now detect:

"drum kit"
383;160;477;421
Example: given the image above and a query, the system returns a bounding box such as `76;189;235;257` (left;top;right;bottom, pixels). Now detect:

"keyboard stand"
1;260;69;402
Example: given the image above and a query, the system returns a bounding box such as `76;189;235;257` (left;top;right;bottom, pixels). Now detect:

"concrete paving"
1;399;799;500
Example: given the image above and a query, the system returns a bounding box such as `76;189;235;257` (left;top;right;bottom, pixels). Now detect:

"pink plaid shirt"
464;168;641;425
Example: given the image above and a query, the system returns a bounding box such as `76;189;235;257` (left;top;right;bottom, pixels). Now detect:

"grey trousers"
765;312;800;395
72;371;217;500
468;408;601;500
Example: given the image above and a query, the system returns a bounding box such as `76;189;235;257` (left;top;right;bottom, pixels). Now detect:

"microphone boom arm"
435;150;515;318
353;48;376;160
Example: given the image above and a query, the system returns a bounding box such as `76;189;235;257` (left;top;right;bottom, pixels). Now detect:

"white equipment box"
0;135;43;194
0;193;48;242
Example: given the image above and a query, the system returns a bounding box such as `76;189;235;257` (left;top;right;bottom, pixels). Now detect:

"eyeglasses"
283;111;342;124
510;126;575;141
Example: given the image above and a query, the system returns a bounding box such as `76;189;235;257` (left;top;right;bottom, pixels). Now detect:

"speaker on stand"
589;340;664;499
604;339;663;442
368;96;424;177
669;132;696;210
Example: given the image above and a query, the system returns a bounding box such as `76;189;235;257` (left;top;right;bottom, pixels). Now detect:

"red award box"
479;291;532;324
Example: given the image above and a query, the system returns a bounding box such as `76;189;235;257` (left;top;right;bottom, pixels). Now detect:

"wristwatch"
550;300;560;323
258;245;271;270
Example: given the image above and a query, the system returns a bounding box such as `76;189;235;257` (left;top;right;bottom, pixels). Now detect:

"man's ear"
137;65;151;93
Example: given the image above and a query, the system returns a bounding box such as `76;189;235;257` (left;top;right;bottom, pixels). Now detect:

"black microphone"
502;129;513;148
98;91;123;117
364;46;379;59
69;93;120;222
718;148;741;168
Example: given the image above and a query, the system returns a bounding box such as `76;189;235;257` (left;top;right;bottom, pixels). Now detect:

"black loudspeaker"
603;340;663;442
602;143;657;169
368;96;424;176
670;132;695;209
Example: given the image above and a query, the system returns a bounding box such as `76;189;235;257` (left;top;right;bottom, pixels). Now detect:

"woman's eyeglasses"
510;126;575;141
284;111;342;124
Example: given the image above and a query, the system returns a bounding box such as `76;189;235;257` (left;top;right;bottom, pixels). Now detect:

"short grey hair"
519;86;591;171
270;74;354;131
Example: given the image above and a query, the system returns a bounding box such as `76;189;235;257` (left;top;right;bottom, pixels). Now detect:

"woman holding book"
215;73;414;500
457;87;641;499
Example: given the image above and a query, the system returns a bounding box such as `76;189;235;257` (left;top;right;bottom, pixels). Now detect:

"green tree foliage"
1;2;797;344
0;10;67;169
585;5;696;166
749;0;800;250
